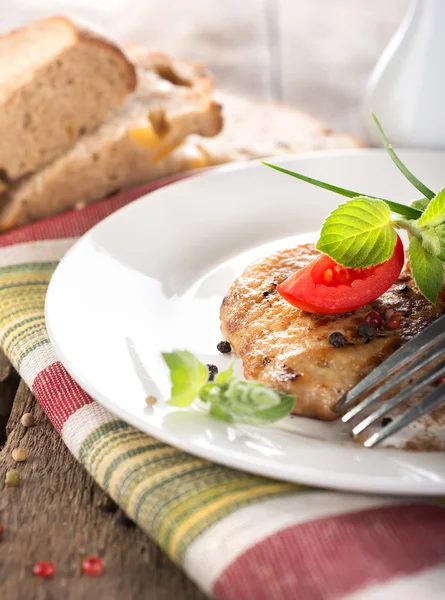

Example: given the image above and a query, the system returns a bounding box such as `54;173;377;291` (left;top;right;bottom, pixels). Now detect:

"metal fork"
334;313;445;447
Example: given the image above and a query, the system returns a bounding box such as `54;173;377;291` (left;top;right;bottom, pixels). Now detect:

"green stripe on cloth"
0;262;58;274
15;339;50;370
0;261;55;368
79;421;297;562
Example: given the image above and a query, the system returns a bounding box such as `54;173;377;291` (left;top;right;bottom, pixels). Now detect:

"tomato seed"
323;268;333;283
82;555;104;576
33;561;56;578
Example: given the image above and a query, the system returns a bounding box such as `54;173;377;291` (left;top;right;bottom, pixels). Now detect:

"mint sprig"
418;188;445;228
411;197;430;211
409;237;444;304
163;351;294;425
263;113;445;306
317;197;396;268
162;350;207;407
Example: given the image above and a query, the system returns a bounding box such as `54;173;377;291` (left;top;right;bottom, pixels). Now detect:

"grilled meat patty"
220;244;445;420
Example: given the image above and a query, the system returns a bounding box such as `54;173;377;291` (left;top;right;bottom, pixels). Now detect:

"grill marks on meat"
220;244;445;421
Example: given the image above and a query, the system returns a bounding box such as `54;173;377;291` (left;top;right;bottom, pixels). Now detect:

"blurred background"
1;0;409;135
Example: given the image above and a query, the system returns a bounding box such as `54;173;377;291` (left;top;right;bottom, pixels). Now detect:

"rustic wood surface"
0;1;409;598
0;376;207;600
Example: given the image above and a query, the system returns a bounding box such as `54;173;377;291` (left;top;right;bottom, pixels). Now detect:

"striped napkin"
1;175;445;600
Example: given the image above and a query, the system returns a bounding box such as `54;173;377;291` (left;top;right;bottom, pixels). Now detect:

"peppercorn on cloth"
1;177;445;600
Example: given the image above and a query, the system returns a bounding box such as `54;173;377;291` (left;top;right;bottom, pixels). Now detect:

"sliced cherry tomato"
277;234;404;314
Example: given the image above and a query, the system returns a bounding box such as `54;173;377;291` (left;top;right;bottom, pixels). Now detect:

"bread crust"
122;43;212;94
66;17;137;93
0;46;223;230
0;16;136;180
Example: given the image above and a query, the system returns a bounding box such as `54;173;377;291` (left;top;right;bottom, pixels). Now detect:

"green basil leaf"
316;197;397;268
261;161;422;220
209;403;235;423
418;188;445;228
409;237;444;304
215;363;234;386
411;197;429;211
199;382;223;404
420;227;443;258
162;350;208;407
241;391;295;425
371;112;435;200
209;381;294;425
434;224;445;261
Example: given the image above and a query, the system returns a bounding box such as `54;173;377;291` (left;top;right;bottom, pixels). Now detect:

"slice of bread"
0;48;222;230
0;46;361;231
0;16;136;180
191;90;363;162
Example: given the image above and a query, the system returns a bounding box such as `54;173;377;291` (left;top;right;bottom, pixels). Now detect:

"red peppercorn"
0;524;4;541
365;311;384;328
435;376;445;386
33;561;56;578
82;555;104;576
385;309;395;321
385;309;402;330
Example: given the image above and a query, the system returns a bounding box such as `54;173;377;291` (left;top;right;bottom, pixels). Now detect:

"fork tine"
334;314;445;414
341;340;445;423
364;382;445;448
352;359;445;436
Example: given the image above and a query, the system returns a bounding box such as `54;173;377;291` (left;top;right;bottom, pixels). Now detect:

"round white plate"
46;149;445;495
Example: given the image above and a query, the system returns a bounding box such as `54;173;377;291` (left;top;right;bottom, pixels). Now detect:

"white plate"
46;149;445;496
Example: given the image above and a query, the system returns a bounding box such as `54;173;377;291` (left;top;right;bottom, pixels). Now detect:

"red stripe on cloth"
0;172;195;248
214;503;445;600
32;362;94;433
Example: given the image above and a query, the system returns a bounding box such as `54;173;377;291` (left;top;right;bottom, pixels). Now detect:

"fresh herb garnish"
408;237;444;304
162;350;294;425
161;350;208;407
316;197;396;268
262;162;422;220
371;112;436;201
263;114;445;304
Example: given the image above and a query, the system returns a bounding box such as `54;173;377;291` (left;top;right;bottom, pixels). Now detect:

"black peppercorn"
263;291;270;297
357;322;375;343
329;332;346;348
381;417;393;427
206;364;219;381
217;340;232;354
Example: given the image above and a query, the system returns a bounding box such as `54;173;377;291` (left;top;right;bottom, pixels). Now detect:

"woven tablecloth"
1;176;445;599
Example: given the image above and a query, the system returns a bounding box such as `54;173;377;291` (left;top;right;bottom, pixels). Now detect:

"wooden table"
0;1;407;598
